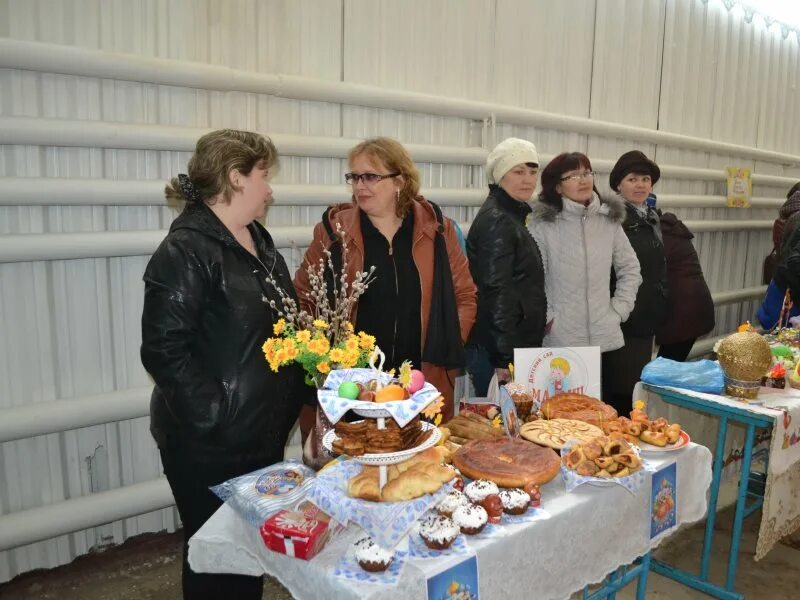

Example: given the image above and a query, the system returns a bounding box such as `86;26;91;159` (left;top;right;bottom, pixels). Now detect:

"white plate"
322;421;441;465
637;430;691;453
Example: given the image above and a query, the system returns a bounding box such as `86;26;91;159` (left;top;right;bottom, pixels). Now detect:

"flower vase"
302;403;336;471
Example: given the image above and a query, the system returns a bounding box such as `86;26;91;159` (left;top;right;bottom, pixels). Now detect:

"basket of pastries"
561;433;643;480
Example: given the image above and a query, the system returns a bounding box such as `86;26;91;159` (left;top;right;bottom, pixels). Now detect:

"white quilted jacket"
529;193;642;352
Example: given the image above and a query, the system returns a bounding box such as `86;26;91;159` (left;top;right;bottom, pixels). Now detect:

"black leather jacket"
615;203;669;337
467;185;546;367
141;202;308;458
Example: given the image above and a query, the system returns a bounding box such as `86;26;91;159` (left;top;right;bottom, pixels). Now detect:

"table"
189;444;711;600
639;383;800;600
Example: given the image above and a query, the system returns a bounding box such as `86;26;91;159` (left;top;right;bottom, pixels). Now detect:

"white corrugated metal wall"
1;0;798;582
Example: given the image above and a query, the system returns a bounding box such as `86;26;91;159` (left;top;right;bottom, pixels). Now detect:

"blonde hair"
165;129;279;206
347;137;420;218
550;357;571;375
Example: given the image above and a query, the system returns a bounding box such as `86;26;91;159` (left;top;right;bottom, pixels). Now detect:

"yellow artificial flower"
269;360;280;373
265;348;277;362
345;336;359;352
285;347;299;360
358;332;376;350
421;395;445;420
398;360;412;387
262;339;275;354
342;349;360;368
316;361;331;374
313;319;329;330
273;318;286;335
345;322;354;333
307;337;330;356
274;348;288;364
296;330;311;344
329;348;346;363
283;338;297;352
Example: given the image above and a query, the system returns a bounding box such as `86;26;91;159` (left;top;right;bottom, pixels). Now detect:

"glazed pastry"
418;515;460;550
565;447;586;469
613;466;631;478
666;424;682;444
583;441;603;460
613;452;642;469
499;488;530;515
452;504;488;535
354;537;394;572
463;479;500;504
627;422;642;437
593;456;614;469
603;439;623;456
574;460;600;476
436;490;469;517
595;469;612;479
641;430;668;447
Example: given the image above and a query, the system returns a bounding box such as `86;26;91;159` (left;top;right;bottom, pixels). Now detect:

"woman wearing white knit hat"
466;138;547;394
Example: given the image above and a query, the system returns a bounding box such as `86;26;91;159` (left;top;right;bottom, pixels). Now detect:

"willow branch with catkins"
266;222;376;346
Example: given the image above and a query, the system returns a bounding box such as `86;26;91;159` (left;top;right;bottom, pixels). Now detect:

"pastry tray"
322;421;441;466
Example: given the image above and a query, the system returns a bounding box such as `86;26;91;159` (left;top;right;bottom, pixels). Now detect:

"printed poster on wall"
726;167;752;208
513;347;602;404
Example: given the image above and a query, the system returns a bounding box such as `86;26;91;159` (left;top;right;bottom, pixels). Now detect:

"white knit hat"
485;138;539;184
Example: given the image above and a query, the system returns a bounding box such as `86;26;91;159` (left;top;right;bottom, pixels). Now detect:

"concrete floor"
1;506;798;599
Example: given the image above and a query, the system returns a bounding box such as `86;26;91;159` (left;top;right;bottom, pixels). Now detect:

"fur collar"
531;193;626;224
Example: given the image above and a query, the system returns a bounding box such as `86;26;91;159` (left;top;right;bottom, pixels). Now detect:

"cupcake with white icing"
419;514;460;549
354;536;394;572
464;479;499;504
436;490;469;517
499;488;530;515
452;504;488;535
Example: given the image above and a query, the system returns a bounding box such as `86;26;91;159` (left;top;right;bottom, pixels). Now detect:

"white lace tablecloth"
637;382;800;560
189;444;711;600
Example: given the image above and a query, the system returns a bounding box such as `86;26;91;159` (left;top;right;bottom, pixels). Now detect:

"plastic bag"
210;461;316;526
640;357;724;394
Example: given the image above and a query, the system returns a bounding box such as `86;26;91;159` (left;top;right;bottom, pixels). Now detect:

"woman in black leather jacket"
141;129;307;600
466;138;546;395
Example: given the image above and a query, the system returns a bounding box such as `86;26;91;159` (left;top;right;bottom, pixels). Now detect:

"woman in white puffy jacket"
529;152;642;413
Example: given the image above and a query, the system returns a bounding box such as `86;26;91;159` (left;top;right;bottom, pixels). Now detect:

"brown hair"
165;129;279;205
538;152;600;211
347;137;420;217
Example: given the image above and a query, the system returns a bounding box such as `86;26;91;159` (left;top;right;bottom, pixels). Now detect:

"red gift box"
260;503;337;560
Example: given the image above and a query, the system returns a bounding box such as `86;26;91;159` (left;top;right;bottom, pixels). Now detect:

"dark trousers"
160;443;275;600
601;336;654;416
465;344;495;397
657;339;697;362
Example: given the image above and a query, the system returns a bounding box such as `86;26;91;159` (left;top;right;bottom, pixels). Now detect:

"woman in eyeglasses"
529;152;641;413
294;137;476;424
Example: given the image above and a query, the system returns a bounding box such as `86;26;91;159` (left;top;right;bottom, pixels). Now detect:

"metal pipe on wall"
0;177;786;209
0;479;175;553
0;221;771;264
1;117;798;188
1;38;799;168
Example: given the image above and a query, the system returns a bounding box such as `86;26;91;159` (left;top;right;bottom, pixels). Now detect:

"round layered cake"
452;437;560;488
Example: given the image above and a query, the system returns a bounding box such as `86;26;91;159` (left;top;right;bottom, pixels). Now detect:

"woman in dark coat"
141;130;308;600
607;150;668;412
656;213;715;361
466;137;546;394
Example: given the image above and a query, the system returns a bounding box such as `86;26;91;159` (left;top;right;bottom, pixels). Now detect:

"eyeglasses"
559;171;596;182
344;172;400;185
